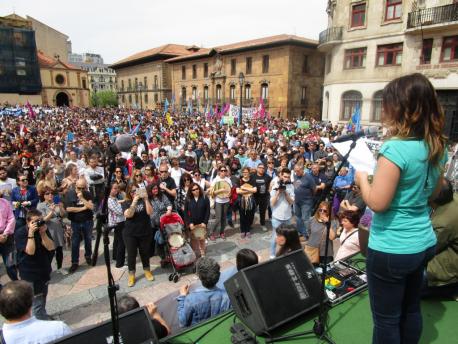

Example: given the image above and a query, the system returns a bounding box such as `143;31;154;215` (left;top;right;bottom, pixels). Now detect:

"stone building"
320;0;458;126
69;53;117;93
167;34;324;118
111;45;195;109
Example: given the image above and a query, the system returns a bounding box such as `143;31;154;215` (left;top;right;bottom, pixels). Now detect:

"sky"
0;0;328;64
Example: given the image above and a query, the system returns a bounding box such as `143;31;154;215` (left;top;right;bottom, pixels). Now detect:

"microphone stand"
266;138;359;344
91;154;120;344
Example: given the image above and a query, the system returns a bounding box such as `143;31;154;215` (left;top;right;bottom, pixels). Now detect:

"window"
128;79;132;90
55;74;65;85
154;94;158;103
135;94;138;104
192;87;197;100
181;66;186;80
13;31;25;46
385;0;402;21
246;57;252;74
351;2;366;27
302;55;309;73
204;63;208;78
441;35;458;62
261;83;269;100
341;91;362;121
216;85;222;101
82;78;87;89
144;94;148;103
204;86;209;100
129;95;132;103
230;85;236;100
262;55;269;73
301;87;307;105
376;43;403;66
154;75;158;89
135;78;138;87
144;77;147;88
181;87;186;102
372;91;383;122
99;76;105;83
230;59;236;76
421;39;433;64
245;84;252;100
192;64;197;79
344;47;367;69
122;95;125;102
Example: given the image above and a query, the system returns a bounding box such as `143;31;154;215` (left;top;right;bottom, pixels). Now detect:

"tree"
90;90;118;107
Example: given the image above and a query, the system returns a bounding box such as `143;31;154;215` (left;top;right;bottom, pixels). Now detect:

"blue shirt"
176;287;231;327
2;316;72;344
243;158;262;170
369;139;446;254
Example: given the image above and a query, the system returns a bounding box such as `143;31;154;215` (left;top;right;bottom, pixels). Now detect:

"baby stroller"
159;212;196;283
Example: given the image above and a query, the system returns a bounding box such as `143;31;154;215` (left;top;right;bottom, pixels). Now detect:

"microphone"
109;134;134;155
332;127;378;143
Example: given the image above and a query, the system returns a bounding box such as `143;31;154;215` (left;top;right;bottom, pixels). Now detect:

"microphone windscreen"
114;134;134;153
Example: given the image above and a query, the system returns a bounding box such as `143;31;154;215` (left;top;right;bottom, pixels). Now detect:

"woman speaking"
355;73;447;344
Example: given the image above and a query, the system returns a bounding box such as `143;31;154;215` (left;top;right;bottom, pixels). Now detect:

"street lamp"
238;72;244;126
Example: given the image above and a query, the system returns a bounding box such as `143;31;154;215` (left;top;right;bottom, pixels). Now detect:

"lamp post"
238;72;244;126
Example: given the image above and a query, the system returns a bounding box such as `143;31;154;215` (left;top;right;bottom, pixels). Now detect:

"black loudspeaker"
50;307;159;344
224;249;324;335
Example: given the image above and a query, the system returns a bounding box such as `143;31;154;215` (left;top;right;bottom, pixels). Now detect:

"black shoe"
85;257;92;265
228;220;234;228
68;264;79;274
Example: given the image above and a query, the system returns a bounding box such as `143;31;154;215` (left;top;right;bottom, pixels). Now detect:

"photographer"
64;178;94;274
14;209;55;320
83;156;105;211
269;168;295;258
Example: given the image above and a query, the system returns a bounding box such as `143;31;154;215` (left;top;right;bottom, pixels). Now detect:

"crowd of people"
0;72;457;343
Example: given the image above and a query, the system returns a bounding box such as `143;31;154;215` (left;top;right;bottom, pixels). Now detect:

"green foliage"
90;90;118;107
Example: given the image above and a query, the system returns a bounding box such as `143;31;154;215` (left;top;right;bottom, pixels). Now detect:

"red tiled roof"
166;34;318;63
111;44;195;67
37;51;81;70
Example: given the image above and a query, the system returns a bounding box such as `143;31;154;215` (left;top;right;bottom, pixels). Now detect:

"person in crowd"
339;183;366;216
209;165;232;241
243;150;262;173
0;195;17;283
147;182;172;259
61;163;79;190
199;149;213;180
0;280;71;343
158;163;177;206
184;183;210;257
177;257;231;328
154;148;169;168
275;224;302;257
334;210;361;261
143;163;158;186
269;168;295;258
310;163;327;204
83;156;105;210
108;182;126;268
131;168;147;188
192;169;210;192
65;151;86;175
175;174;193;219
216;248;259;290
63;178;94;273
14;209;55;320
122;183;154;287
236;167;257;239
253;163;271;232
424;178;458;298
293;163;316;240
355;73;447;343
0;165;16;201
37;187;66;272
117;295;170;338
11;172;39;227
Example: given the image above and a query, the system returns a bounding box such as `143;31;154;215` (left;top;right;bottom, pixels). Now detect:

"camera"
275;180;291;191
89;174;103;181
35;219;46;227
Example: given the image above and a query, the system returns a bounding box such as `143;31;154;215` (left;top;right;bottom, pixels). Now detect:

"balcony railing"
407;3;458;29
318;26;343;45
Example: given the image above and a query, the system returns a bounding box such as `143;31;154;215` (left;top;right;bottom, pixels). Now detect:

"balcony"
318;26;343;52
407;3;458;32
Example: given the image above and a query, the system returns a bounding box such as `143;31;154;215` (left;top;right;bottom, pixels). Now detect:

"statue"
214;55;224;76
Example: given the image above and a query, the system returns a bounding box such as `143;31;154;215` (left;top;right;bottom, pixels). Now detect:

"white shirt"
2;316;72;344
0;178;17;201
66;159;86;175
270;179;295;221
83;166;105;186
170;167;185;188
211;176;232;204
334;228;360;261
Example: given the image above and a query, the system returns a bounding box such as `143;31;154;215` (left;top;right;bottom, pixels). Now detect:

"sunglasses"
159;170;168;173
115;170;122;173
76;187;85;190
135;174;142;177
219;169;227;172
19;179;28;182
44;192;52;195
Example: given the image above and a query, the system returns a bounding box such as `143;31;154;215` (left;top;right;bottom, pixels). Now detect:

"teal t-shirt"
369;139;446;254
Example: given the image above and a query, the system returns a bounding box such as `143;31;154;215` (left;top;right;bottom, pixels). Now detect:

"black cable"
192;311;234;344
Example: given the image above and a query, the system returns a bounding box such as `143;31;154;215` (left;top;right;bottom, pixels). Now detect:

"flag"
164;98;169;114
259;98;266;119
127;114;132;132
26;101;36;120
352;104;361;132
166;112;173;126
130;121;141;135
145;127;152;142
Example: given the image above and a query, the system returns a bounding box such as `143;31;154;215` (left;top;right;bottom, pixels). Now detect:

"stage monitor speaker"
50;307;159;344
224;249;324;336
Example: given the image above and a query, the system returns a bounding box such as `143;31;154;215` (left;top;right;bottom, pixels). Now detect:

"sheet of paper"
331;138;377;174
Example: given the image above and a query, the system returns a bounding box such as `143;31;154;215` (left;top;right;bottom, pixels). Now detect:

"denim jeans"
0;236;18;281
270;218;291;257
212;202;229;235
71;220;93;265
294;202;312;237
31;280;50;320
366;246;435;344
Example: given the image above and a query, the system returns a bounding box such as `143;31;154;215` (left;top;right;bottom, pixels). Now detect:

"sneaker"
128;273;136;287
85;256;92;265
144;269;154;281
68;264;78;274
240;233;246;239
246;233;252;239
228;220;234;228
261;226;268;232
220;233;226;240
210;234;217;241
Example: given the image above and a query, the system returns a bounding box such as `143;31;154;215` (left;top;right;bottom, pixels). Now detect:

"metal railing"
407;3;458;29
318;26;343;45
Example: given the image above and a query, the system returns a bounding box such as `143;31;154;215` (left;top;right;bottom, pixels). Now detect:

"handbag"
304;222;327;264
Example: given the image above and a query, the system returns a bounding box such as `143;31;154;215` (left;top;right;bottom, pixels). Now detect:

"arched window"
372;90;383;122
230;85;236;100
245;84;251;100
216;84;222;101
203;86;209;100
192;87;197;100
341;91;362;121
261;83;269;100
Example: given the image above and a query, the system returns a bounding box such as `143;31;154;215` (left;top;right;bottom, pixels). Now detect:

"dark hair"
236;249;258;271
147;182;164;199
196;257;220;289
433;178;454;206
118;295;140;315
26;209;42;223
275;224;301;257
339;210;360;228
179;173;192;188
0;281;33;320
186;182;203;199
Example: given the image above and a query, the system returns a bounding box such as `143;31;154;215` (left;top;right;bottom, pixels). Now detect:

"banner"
297;120;310;129
228;104;256;118
222;116;234;125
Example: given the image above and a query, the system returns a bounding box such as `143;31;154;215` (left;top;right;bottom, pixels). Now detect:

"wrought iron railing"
407;3;458;29
318;26;343;45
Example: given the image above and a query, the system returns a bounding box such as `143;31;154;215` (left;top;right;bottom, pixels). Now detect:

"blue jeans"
366;246;435;344
0;236;18;281
31;280;50;320
270;218;291;257
71;220;93;265
294;202;312;237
